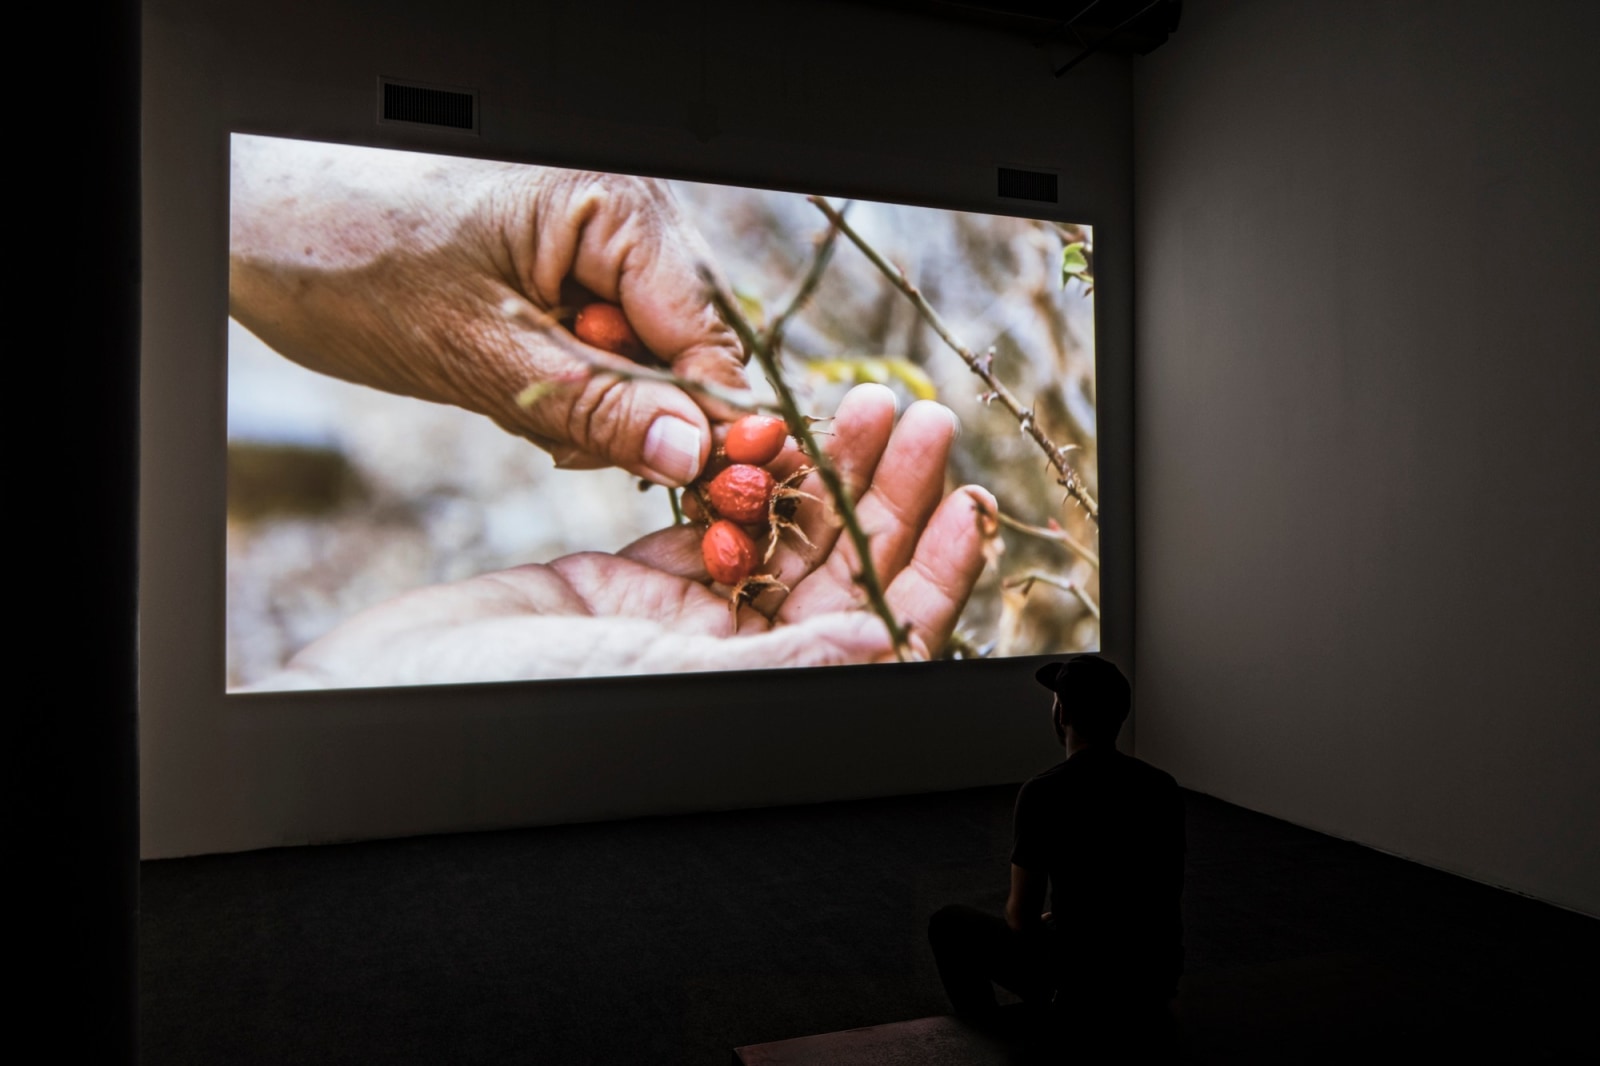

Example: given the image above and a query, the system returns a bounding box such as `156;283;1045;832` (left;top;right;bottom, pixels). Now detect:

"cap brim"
1035;662;1066;691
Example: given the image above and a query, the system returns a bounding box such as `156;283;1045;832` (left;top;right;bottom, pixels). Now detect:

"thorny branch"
765;205;847;358
995;510;1100;571
702;268;913;660
974;495;1100;631
808;197;1100;526
1004;571;1101;621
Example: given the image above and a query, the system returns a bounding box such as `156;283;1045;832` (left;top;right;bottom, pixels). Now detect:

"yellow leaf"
515;381;558;408
734;289;767;330
884;358;938;401
805;355;935;399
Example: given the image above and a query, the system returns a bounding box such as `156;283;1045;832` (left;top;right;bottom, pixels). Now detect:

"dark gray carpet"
140;787;1597;1064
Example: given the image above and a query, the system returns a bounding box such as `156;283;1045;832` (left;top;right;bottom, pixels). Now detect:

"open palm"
259;385;995;690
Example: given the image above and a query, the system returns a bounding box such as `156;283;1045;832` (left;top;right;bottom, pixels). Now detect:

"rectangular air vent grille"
997;166;1058;203
379;79;477;132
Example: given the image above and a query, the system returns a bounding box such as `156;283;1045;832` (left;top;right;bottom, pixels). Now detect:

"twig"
667;486;685;526
766;203;847;357
500;298;767;416
1004;571;1101;621
808;197;1100;526
941;630;992;660
995;510;1100;570
1053;221;1090;246
702;269;912;659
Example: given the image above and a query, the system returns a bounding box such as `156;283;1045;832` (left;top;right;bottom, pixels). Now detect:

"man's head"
1035;654;1130;747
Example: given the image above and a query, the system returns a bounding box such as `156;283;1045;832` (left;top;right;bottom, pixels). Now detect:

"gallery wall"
1133;0;1600;913
140;0;1135;857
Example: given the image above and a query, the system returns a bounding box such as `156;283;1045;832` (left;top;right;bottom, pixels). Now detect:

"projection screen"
226;133;1099;692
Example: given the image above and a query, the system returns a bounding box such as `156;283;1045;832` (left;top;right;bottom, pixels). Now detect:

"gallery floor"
141;784;1596;1064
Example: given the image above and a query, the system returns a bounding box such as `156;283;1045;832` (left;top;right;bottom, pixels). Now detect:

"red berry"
724;414;788;466
573;303;643;359
701;520;757;586
706;464;775;524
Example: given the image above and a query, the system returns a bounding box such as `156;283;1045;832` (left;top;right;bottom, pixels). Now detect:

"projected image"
227;134;1099;691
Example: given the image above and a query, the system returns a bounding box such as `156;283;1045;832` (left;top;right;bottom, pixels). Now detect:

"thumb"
531;367;712;486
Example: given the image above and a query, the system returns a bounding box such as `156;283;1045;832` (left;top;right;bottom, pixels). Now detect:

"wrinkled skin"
257;386;996;689
229;137;749;487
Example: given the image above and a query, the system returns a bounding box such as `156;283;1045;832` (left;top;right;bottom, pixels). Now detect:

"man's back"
1010;747;1185;999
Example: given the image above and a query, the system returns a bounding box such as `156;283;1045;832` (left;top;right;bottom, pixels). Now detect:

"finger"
291;611;861;686
462;610;894;677
520;351;713;486
758;383;898;593
778;400;961;622
614;221;751;392
639;611;896;673
883;485;997;659
556;177;754;407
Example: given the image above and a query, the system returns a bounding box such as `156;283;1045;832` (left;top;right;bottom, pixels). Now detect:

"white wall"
140;0;1135;857
1133;0;1600;914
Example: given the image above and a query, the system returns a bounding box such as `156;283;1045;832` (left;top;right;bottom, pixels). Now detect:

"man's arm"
1005;863;1048;934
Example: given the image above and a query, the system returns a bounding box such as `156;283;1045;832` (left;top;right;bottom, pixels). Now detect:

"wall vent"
997;166;1058;203
378;78;477;133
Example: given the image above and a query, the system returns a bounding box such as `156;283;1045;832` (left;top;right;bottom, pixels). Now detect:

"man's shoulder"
1023;750;1178;793
1024;759;1073;785
1018;759;1073;794
1120;752;1179;788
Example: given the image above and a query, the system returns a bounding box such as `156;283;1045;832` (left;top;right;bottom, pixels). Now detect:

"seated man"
928;655;1184;1039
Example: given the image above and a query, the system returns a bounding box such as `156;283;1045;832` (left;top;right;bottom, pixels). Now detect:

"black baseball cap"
1035;654;1130;719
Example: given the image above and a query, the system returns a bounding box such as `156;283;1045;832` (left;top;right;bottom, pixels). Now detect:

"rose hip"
724;414;788;466
701;520;758;586
573;302;643;359
706;464;775;524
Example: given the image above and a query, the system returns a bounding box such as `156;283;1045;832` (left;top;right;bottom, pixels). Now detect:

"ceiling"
858;0;1182;56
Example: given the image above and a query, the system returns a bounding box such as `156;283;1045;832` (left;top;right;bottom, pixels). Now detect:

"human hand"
253;385;996;690
228;137;748;486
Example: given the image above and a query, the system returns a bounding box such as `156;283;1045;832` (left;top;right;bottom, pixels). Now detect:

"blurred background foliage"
226;178;1097;689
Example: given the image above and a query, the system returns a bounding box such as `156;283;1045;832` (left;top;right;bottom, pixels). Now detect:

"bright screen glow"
227;133;1099;691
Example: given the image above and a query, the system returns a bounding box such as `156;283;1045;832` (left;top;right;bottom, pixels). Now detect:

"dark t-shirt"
1011;746;1185;998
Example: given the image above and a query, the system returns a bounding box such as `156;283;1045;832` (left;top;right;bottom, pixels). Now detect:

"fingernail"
643;416;703;486
945;405;963;440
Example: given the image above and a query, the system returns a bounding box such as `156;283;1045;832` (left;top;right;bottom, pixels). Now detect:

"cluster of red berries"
698;414;793;587
573;302;812;605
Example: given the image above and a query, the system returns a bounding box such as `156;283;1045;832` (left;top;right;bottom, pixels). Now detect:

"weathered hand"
229;136;749;486
254;385;995;690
